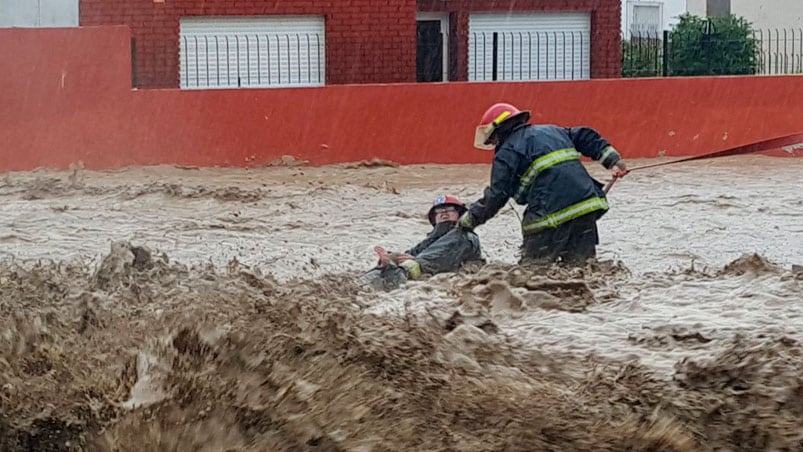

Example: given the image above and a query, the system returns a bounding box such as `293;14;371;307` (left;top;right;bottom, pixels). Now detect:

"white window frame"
468;12;591;82
416;12;450;82
0;0;79;28
626;1;664;38
179;15;326;90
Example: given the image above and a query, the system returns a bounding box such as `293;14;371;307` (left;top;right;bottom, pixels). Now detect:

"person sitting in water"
363;195;484;290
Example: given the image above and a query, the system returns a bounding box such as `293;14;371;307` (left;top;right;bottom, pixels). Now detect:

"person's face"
433;205;460;224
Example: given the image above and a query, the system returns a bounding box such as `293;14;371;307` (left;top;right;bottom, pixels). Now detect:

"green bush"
667;14;759;76
622;38;663;77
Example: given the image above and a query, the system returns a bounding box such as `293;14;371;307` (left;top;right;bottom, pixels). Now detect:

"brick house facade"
80;0;621;88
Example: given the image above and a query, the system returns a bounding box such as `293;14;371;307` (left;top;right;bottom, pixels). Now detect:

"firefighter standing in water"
458;102;630;265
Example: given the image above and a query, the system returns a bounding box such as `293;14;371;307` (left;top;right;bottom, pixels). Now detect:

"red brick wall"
418;0;622;79
80;0;418;88
80;0;620;88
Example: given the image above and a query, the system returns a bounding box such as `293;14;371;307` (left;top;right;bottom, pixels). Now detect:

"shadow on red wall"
1;26;801;172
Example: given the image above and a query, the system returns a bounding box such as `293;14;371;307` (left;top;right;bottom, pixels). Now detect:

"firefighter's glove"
611;161;630;179
457;212;474;231
399;259;422;280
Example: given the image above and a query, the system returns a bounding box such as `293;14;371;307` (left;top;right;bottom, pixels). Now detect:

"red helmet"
474;102;531;150
427;194;467;226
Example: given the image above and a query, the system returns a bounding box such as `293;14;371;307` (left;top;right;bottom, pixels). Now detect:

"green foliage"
667;14;759;76
622;38;663;77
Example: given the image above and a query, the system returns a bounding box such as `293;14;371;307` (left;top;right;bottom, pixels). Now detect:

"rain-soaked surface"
1;156;801;451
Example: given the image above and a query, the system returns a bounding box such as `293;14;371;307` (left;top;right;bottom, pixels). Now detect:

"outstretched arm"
459;148;521;230
565;127;623;169
566;126;629;178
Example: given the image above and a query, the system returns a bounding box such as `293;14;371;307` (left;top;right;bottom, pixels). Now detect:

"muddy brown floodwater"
0;156;801;451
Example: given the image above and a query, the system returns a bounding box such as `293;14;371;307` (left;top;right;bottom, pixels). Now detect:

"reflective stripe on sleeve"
600;146;621;168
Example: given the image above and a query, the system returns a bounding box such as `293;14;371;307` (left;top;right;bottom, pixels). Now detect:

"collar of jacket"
494;123;531;153
427;221;456;238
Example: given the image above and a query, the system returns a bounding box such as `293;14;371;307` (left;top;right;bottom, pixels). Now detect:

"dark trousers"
521;213;600;265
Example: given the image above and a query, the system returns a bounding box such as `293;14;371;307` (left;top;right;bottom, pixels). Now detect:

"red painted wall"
80;0;621;88
418;0;622;79
1;26;801;173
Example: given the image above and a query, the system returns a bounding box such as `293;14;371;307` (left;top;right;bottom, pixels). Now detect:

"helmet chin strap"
494;117;529;145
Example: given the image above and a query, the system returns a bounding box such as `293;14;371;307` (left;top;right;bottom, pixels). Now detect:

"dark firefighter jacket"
361;221;483;291
405;221;483;275
465;124;622;236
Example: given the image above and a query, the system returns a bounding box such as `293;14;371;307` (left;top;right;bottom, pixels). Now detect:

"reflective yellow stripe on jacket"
599;146;619;167
515;147;580;200
521;197;609;235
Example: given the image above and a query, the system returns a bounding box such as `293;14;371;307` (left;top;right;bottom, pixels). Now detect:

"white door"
179;16;325;89
468;12;591;82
